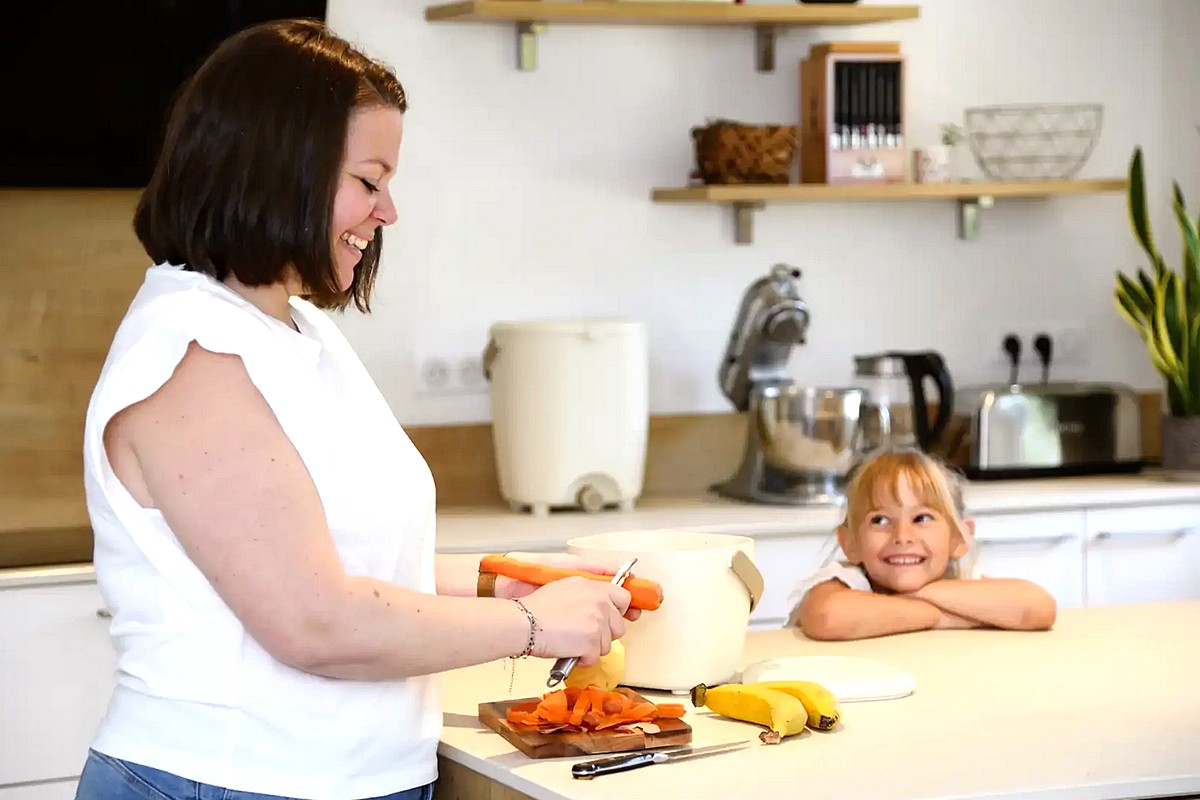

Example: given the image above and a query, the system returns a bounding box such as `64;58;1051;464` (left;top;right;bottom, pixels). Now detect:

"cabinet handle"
1091;528;1188;542
96;608;112;618
977;534;1074;545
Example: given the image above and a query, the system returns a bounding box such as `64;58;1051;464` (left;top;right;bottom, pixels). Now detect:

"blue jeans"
76;750;435;800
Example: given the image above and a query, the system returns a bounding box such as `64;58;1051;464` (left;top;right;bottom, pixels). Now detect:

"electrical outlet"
987;323;1091;380
416;353;489;395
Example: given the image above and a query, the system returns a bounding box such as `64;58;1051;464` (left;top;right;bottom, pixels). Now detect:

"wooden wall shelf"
424;1;920;71
650;178;1129;243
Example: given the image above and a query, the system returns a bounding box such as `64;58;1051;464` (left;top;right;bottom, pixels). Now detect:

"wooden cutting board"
478;687;692;759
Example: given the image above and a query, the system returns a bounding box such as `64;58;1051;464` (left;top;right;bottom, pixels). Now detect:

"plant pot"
913;145;950;183
1159;414;1200;480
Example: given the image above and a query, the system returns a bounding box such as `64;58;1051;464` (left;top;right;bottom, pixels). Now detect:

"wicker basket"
690;119;799;185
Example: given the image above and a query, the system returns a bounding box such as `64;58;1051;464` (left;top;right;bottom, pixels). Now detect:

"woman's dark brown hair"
134;19;407;312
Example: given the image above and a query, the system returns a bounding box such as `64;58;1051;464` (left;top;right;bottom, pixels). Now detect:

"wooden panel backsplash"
0;189;148;528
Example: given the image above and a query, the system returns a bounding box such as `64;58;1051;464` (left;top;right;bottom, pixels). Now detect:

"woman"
77;19;638;800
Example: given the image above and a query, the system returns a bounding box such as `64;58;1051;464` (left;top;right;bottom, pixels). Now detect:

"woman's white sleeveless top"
82;263;440;799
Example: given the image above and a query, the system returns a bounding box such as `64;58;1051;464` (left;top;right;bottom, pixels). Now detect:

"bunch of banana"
689;680;841;745
756;680;842;731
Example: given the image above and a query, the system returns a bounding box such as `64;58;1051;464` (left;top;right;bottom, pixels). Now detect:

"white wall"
324;0;1191;427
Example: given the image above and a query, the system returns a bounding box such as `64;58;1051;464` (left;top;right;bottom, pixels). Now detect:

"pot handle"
731;551;764;614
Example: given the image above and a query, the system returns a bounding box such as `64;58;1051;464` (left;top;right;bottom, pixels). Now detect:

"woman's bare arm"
796;579;970;640
106;342;629;681
909;578;1057;631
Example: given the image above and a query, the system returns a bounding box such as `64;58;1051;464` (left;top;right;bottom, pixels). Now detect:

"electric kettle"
853;351;954;452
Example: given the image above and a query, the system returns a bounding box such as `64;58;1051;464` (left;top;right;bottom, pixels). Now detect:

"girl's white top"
83;263;439;800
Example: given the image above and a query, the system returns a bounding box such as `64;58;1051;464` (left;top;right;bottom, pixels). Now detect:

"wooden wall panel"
0;190;147;533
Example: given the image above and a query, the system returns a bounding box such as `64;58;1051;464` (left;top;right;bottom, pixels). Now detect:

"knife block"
800;42;909;184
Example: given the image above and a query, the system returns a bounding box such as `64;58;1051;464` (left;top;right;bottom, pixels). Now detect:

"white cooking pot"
566;530;764;694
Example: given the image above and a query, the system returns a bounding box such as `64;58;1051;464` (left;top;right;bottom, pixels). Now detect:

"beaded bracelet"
510;598;539;658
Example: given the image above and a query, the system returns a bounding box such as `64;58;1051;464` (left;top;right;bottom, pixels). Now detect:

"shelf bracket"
515;21;545;71
956;195;994;240
755;25;777;73
733;201;765;245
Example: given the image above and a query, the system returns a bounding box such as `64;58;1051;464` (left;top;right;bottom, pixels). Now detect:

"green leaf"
1129;147;1162;270
1115;288;1148;332
1174;184;1200;313
1190;315;1200;414
1154;273;1182;373
1116;272;1153;321
1139;268;1158;303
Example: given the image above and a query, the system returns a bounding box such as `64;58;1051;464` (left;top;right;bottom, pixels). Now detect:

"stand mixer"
714;264;865;505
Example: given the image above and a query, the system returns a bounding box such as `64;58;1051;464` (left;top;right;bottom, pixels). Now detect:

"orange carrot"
479;555;663;611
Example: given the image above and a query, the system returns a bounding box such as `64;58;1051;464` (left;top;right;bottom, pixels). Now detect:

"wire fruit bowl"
963;103;1103;181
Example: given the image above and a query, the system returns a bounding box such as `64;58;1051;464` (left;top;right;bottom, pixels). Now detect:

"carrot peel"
506;685;686;734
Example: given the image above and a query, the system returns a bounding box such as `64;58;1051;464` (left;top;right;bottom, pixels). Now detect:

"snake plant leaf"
1116;272;1153;321
1173;269;1191;394
1128;147;1162;275
1190;315;1200;414
1115;287;1147;331
1173;187;1200;313
1139;268;1158;305
1153;272;1182;372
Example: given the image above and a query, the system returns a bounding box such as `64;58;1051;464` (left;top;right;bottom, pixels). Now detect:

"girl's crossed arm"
909;578;1057;631
797;579;976;640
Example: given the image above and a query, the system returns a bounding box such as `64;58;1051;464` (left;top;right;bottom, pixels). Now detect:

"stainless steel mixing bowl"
754;384;866;476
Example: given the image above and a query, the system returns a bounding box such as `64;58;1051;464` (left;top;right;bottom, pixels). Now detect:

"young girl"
789;447;1057;640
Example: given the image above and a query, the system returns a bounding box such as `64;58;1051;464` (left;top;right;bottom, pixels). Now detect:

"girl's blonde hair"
838;446;974;578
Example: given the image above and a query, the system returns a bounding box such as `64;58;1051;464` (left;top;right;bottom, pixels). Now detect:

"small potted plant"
1114;145;1200;478
940;123;966;181
915;122;966;183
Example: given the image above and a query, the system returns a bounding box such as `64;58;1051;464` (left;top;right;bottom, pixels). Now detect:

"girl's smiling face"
839;474;971;594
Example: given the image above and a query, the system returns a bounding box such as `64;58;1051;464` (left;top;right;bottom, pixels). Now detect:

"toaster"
936;382;1144;480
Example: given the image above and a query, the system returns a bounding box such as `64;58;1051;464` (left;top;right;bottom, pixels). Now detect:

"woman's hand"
517;576;632;665
494;551;643;621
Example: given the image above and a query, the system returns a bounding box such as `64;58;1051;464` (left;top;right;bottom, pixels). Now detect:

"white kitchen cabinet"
0;780;78;800
972;510;1087;609
1084;503;1200;606
0;581;115;788
747;533;835;630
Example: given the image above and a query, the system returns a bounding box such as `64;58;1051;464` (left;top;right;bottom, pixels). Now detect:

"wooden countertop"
435;600;1200;800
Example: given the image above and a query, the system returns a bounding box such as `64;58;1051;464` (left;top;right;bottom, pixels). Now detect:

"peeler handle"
548;656;578;687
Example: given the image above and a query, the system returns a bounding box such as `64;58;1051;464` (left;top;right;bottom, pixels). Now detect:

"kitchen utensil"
482;318;648;516
547;558;638;689
715;264;863;505
567;531;763;694
477;688;691;759
739;656;915;701
719;381;865;505
800;43;908;185
570;740;753;780
935;381;1143;480
963;103;1103;180
853;350;954;452
750;383;866;502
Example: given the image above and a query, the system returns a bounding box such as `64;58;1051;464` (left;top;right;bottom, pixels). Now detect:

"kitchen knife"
570;741;753;780
546;558;638;689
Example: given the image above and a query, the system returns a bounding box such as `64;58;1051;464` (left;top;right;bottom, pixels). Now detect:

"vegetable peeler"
546;558;638;689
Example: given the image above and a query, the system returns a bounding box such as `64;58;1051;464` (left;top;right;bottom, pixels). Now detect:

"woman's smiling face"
330;106;404;291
